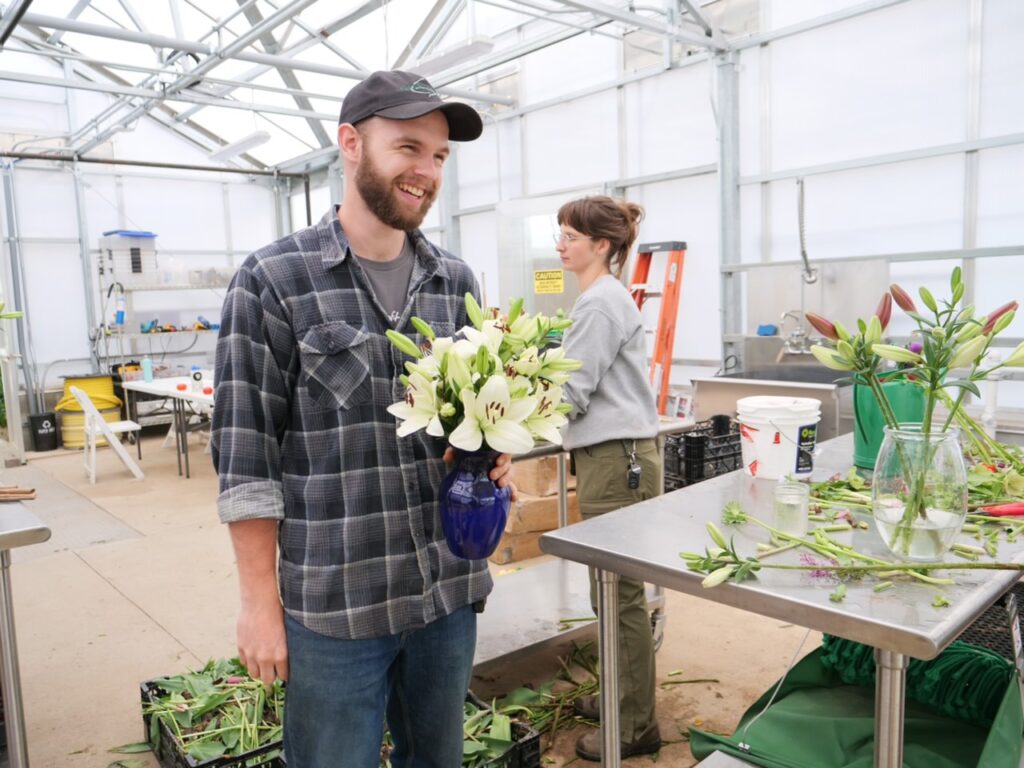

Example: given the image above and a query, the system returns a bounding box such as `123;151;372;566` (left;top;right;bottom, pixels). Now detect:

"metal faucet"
778;310;812;357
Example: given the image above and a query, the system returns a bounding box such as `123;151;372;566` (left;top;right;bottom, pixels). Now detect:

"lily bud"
464;292;485;329
706;522;729;550
865;316;883;345
874;293;893;332
919;286;938;313
805;312;839;340
1003;341;1024;368
949;335;987;369
956;317;985;343
385;329;424;359
981;301;1019;335
872;344;924;365
836;339;856;361
992;310;1016;335
410;316;436;341
811;344;854;371
930;326;946;340
890;284;917;312
702;566;736;589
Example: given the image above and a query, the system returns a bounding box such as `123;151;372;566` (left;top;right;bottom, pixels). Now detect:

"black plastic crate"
665;415;741;485
957;580;1024;661
140;679;282;768
466;691;541;768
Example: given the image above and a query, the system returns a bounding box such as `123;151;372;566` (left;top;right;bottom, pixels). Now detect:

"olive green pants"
573;438;661;742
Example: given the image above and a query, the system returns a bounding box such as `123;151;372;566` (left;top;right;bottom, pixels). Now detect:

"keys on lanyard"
627;440;641;490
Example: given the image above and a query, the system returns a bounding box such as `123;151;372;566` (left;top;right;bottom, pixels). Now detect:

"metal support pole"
715;50;743;367
596;567;621;768
0;548;30;767
556;452;569;528
874;648;908;768
303;175;312;226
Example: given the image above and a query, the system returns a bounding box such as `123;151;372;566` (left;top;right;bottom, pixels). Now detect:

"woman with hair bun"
555;195;662;761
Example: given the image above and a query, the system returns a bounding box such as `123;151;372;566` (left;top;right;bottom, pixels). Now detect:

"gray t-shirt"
354;236;415;324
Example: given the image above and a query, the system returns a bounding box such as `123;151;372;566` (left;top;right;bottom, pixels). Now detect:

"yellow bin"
54;375;123;449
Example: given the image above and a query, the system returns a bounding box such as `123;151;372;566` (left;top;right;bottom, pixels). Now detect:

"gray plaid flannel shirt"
212;208;493;640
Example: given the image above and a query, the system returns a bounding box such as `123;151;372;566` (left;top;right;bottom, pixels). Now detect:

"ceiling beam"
0;0;35;47
393;0;452;68
235;0;331;148
550;0;727;50
48;0;90;44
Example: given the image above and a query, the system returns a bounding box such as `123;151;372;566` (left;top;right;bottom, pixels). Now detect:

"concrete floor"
4;434;817;767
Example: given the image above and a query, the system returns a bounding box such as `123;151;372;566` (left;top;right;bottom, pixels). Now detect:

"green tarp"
691;647;1023;768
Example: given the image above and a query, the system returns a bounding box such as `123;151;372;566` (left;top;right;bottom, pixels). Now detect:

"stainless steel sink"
718;365;848;386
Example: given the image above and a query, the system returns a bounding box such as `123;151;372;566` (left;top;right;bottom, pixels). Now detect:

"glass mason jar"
871;424;968;561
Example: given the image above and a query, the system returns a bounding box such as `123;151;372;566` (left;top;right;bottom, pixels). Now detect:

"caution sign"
534;269;564;295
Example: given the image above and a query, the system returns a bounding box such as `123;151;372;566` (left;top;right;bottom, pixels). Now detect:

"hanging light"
208;130;271;162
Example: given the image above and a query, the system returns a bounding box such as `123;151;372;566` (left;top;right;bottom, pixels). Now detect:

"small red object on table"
176;383;188;391
203;386;213;395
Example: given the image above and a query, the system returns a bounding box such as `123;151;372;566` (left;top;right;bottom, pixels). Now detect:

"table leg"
596;567;621;768
0;549;30;767
874;647;908;768
178;401;191;479
172;400;183;477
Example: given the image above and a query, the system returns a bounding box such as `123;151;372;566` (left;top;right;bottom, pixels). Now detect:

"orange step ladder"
629;240;687;415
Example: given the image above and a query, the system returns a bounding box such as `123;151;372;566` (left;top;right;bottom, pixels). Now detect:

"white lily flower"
386;372;444;438
461;320;504;355
445;351;473;390
525;384;567;445
514;346;541;376
449;376;536;454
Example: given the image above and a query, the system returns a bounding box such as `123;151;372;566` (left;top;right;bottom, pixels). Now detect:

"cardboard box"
489;530;544;565
513;455;576;497
504;491;580;534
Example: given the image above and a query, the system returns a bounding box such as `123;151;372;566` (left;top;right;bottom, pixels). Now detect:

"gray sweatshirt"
559;274;660;451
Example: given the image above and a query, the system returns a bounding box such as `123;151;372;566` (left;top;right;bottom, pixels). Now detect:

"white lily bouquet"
386;294;582;455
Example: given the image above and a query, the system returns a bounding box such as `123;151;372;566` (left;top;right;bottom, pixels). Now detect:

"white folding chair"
69;386;144;484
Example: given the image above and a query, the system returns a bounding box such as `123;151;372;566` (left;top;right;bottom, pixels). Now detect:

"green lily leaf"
187;739;228;761
107;760;148;768
108;742;152;753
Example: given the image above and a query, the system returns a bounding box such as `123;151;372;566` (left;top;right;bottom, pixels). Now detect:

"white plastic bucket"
736;396;822;480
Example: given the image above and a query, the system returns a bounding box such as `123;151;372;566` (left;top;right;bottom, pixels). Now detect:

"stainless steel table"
541;433;1024;768
0;504;52;767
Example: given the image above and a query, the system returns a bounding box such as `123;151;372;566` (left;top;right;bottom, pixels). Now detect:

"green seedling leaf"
829;583;847;602
932;595;951;608
108;743;152;754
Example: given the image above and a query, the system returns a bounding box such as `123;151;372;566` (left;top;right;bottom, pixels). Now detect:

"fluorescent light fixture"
208;130;271;162
410;37;494;77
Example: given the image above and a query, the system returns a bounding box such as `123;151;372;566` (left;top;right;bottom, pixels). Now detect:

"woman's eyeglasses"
553;232;591;245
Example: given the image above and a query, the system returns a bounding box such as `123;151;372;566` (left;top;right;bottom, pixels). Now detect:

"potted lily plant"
386;294;581;560
807;267;1024;559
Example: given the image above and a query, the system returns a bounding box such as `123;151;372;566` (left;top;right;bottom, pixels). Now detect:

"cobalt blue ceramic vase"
439;449;511;560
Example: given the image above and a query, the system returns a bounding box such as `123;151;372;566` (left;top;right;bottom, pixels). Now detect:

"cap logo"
405;78;440;99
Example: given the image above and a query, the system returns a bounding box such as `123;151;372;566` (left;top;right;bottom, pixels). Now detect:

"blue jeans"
283;606;477;768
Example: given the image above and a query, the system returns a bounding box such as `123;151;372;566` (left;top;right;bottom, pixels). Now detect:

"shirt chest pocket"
298;321;372;410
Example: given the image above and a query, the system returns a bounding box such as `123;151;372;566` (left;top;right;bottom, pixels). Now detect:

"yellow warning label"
534;269;564;294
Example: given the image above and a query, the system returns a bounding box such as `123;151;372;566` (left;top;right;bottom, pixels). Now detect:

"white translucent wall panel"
523;93;618;194
113;114;220;167
769;0;968;169
737;47;763;176
977;145;1024;247
12;169;77;239
766;155;963;262
456;127;500;209
626;173;721;360
887;260;958;339
80;173;121;241
520;33;620;104
975;255;1024;341
739;183;763;263
120;177;227;252
768;0;882;29
997;381;1024;411
458;211;499;307
228;183;277;254
980;0;1024;137
19;244;90;363
622;63;717;178
291;185;333;233
0;84;68;135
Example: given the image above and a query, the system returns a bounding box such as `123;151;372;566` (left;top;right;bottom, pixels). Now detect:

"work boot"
573;694;600;720
575;723;662;762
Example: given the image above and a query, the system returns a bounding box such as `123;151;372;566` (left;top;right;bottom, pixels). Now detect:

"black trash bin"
29;412;59;451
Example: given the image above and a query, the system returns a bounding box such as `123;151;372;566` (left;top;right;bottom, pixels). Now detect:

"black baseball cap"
339;70;483;142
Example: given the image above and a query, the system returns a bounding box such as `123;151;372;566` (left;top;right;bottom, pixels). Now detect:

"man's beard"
355;149;437;231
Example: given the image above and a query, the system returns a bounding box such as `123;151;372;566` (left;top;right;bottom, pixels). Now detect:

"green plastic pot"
853;377;926;469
